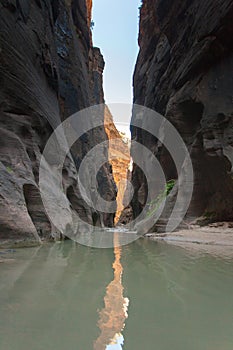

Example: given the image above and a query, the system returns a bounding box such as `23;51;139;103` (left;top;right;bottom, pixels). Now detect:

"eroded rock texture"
0;0;116;241
131;0;233;231
104;106;131;224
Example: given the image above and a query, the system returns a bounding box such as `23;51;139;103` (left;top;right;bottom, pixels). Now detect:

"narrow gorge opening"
92;0;141;224
1;1;233;349
0;0;231;240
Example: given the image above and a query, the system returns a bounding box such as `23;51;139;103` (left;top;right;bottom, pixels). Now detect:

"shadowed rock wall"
0;0;116;241
130;0;233;230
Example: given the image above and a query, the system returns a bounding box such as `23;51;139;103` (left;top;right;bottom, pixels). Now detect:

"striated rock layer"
0;0;116;241
104;107;131;224
130;0;233;231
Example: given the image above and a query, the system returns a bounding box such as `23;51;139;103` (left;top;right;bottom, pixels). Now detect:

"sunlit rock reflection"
94;234;129;350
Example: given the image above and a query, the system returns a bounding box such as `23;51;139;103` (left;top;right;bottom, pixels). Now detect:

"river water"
0;235;233;350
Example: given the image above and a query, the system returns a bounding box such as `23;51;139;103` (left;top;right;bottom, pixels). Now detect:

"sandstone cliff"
104;107;131;224
0;0;116;241
130;0;233;231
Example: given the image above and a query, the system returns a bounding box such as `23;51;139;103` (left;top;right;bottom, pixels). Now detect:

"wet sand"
146;223;233;256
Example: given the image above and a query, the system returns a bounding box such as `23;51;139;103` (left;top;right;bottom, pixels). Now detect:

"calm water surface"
0;235;233;350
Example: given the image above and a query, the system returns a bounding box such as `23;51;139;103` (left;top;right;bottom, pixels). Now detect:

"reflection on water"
1;236;233;350
94;234;129;350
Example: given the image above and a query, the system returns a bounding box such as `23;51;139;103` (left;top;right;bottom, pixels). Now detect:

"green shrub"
6;165;13;173
146;179;176;218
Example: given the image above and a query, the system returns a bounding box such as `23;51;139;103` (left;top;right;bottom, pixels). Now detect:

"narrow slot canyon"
93;0;233;235
1;1;233;350
0;0;232;240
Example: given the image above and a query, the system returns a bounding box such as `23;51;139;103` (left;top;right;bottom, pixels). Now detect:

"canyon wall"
131;0;233;231
104;107;131;224
0;0;116;241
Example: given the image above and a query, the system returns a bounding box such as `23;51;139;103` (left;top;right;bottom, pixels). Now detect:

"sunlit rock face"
104;107;131;224
129;0;233;230
0;0;116;240
86;0;93;28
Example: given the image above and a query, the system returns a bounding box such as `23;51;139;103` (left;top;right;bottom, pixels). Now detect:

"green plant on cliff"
146;179;176;218
6;165;13;174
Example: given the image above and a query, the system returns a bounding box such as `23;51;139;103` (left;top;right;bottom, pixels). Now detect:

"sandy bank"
145;223;233;256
